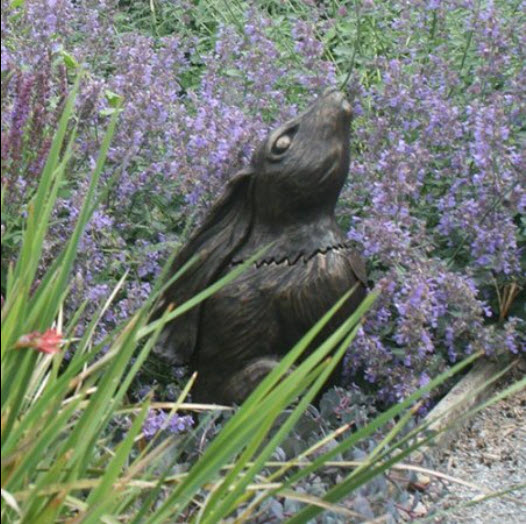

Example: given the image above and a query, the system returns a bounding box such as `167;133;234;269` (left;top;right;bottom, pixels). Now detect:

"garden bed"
2;1;524;522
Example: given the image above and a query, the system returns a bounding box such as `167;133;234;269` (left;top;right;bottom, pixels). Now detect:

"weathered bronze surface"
154;89;367;404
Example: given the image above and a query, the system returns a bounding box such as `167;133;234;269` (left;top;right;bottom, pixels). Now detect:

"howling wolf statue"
154;89;367;404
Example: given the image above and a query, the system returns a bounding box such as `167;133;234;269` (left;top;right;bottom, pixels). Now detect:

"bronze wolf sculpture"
154;89;367;404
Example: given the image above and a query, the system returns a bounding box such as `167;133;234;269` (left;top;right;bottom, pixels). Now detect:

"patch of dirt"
422;363;526;523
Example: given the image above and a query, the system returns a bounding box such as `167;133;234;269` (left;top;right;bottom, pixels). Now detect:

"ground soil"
420;362;526;523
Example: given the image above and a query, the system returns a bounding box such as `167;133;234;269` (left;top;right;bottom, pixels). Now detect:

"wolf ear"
153;169;255;365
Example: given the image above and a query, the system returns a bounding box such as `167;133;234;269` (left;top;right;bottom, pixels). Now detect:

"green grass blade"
3;399;82;497
13;78;79;286
258;351;484;510
83;402;150;515
28;106;121;330
62;317;142;468
190;286;366;454
137;245;271;341
1;345;102;457
1;351;37;446
150;290;376;521
69;271;130;364
205;322;365;523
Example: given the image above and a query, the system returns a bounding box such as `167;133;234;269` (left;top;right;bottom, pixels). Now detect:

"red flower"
15;329;63;354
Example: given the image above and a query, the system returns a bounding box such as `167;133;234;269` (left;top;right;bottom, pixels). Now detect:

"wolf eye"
271;133;292;155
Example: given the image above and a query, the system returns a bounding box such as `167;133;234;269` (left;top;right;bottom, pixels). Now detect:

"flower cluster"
1;0;524;405
342;0;525;397
142;409;194;440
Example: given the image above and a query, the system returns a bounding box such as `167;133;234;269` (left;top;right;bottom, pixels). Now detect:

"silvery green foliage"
182;386;412;523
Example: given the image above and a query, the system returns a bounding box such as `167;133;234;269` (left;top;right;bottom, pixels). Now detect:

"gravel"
422;364;526;523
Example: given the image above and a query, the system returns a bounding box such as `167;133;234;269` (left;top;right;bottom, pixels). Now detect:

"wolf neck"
231;212;346;265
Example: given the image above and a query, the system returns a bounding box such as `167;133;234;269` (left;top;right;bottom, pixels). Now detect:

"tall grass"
2;79;523;524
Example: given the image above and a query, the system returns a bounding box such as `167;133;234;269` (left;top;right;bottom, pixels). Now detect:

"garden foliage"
1;1;525;522
0;91;462;520
1;0;524;408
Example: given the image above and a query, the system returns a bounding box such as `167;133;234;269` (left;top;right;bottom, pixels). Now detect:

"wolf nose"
322;87;340;97
322;88;352;115
341;98;352;115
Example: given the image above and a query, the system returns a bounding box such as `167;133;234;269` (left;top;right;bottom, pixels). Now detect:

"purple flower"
142;410;194;440
2;0;523;406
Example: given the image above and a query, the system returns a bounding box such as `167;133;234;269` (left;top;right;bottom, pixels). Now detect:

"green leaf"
104;89;124;108
60;50;79;70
